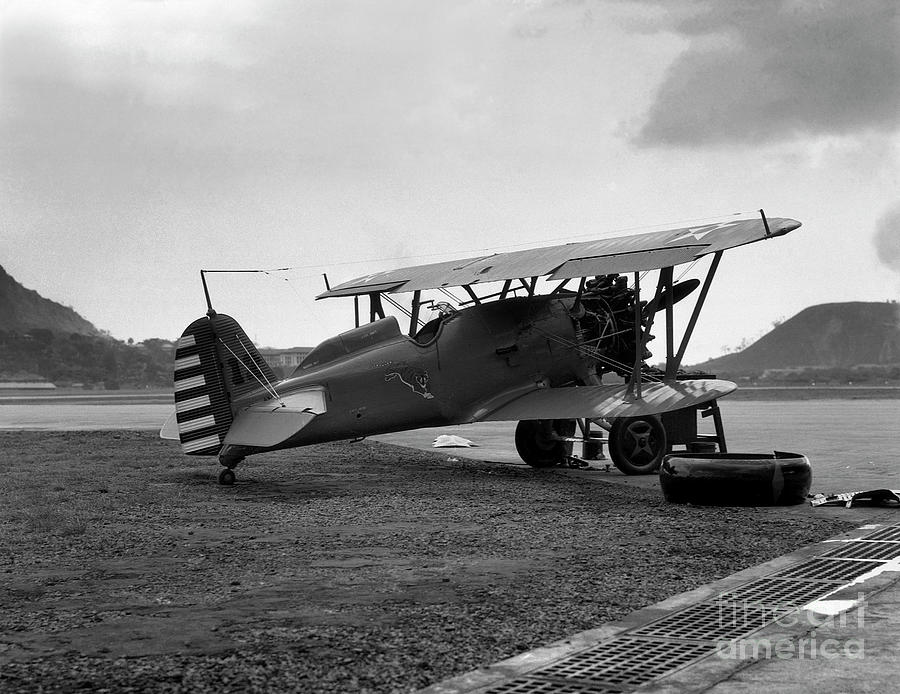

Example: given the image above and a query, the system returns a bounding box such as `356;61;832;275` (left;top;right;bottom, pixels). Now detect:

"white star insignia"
669;221;739;244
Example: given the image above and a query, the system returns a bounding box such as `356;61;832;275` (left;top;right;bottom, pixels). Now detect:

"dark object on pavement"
810;489;900;508
660;451;811;506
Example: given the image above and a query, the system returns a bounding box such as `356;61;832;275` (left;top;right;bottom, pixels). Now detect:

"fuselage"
252;295;591;451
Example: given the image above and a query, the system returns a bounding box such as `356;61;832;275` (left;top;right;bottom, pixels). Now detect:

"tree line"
0;329;174;389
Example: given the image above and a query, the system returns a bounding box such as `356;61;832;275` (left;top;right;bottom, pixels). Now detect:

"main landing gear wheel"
515;419;576;468
608;415;667;475
218;468;236;486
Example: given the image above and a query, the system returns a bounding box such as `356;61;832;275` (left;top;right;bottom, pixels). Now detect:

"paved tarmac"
375;418;900;495
376;424;900;694
416;509;900;694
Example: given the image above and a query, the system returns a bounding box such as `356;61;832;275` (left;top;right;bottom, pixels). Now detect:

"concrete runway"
375;398;900;497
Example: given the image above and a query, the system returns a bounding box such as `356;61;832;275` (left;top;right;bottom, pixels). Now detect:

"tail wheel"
515;419;575;468
609;415;667;475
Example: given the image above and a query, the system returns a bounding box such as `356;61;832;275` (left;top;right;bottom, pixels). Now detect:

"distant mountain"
0;265;175;388
693;302;900;378
0;265;100;336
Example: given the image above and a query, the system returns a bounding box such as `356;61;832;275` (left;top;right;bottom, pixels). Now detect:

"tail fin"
173;313;278;456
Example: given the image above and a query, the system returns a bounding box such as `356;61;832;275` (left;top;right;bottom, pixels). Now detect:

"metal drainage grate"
533;637;713;688
713;576;842;609
820;540;900;561
859;526;900;542
628;602;786;642
770;557;885;582
475;527;900;694
484;676;625;694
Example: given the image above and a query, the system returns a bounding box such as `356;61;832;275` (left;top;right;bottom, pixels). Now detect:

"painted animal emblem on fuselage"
385;365;434;399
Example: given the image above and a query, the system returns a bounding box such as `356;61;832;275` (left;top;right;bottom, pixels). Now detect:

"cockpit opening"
412;302;460;345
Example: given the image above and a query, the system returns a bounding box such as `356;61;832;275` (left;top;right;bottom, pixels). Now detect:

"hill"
692;302;900;383
0;265;174;388
0;265;100;336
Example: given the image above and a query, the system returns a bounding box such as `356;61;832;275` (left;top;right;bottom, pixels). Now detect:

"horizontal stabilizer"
160;411;180;441
224;409;317;448
477;379;736;422
223;387;327;448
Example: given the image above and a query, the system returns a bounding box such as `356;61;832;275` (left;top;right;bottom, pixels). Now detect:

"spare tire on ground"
660;452;811;506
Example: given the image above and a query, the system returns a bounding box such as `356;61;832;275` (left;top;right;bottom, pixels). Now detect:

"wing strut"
518;277;538;296
665;267;675;376
637;268;673;384
570;277;587;315
630;271;643;399
462;285;481;305
408;290;422;336
369;293;385;322
550;279;572;295
667;251;723;378
459;284;511;306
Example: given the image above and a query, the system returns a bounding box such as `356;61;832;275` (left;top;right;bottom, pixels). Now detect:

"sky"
2;0;899;363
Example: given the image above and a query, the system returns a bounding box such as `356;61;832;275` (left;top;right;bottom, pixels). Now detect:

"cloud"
875;202;900;276
1;0;640;342
0;0;643;215
631;0;900;146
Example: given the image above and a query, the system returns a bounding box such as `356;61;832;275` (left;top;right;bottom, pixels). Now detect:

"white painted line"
804;598;863;616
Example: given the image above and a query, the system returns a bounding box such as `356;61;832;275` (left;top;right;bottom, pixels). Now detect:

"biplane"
161;212;801;485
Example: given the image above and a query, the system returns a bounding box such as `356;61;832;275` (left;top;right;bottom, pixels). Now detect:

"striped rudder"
173;313;279;456
173;317;234;456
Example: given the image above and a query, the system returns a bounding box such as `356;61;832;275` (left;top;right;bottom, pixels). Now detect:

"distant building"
0;381;57;390
259;347;313;378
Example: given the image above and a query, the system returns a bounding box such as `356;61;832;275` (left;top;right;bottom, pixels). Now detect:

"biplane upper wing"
472;379;737;423
318;216;800;298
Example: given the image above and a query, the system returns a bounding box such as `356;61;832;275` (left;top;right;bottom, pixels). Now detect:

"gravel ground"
0;430;853;693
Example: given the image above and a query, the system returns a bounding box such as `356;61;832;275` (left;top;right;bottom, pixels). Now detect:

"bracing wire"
675;259;701;283
438;287;463;305
532;326;663;384
238;335;282;401
218;337;282;403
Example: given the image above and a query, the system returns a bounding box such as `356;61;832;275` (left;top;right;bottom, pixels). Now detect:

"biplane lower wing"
476;379;737;422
